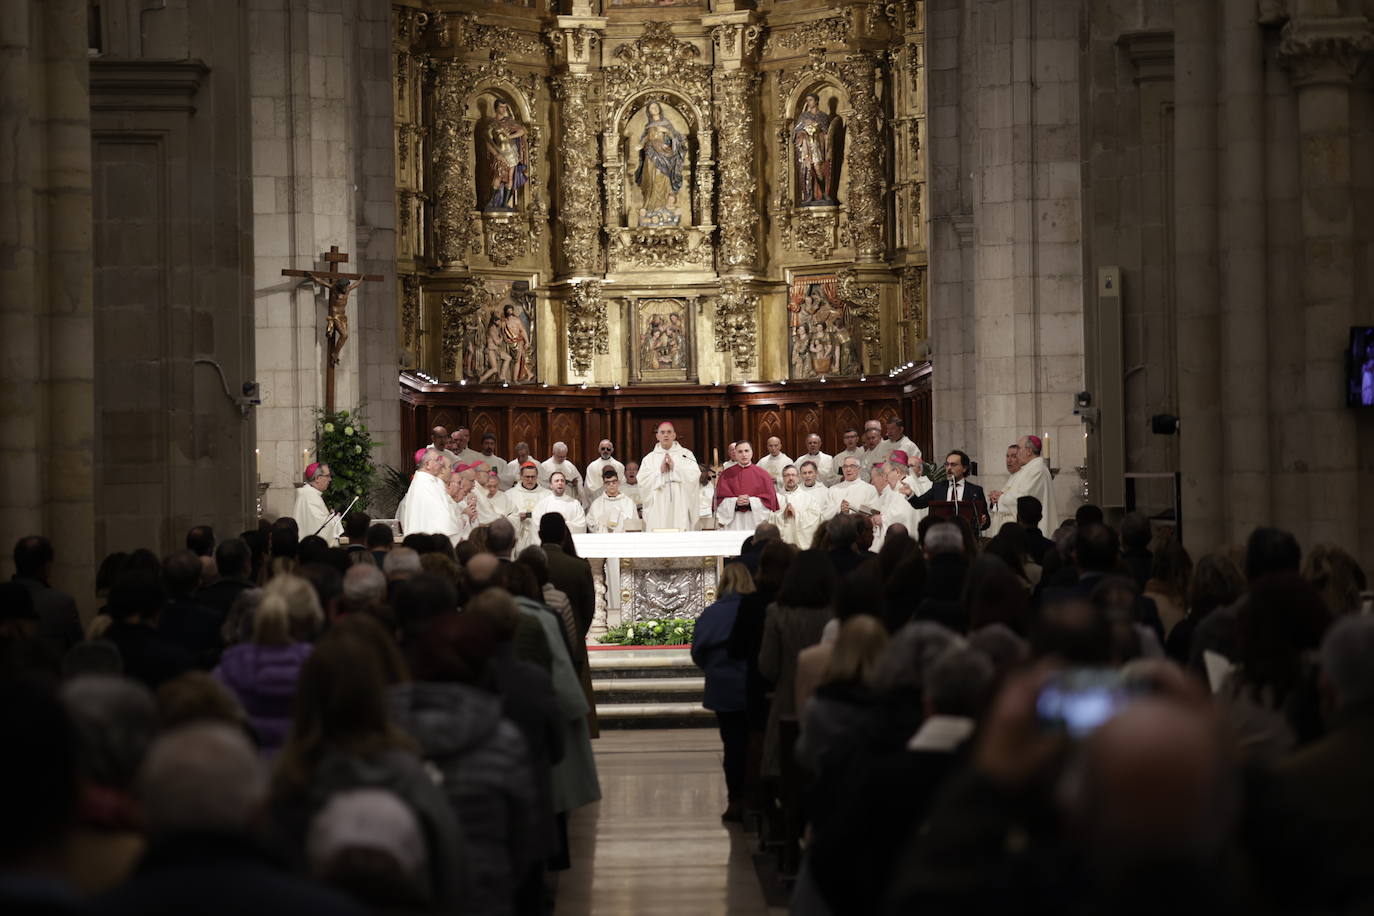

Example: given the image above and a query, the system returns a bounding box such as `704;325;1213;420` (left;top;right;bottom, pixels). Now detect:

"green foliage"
372;464;411;518
313;408;381;513
600;617;695;646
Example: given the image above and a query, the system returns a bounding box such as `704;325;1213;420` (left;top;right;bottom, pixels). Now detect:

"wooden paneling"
400;365;934;471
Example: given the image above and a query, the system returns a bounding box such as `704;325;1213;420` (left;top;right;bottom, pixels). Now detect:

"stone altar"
571;530;751;632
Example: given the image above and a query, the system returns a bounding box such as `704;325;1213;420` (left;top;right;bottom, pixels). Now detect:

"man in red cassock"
713;440;780;530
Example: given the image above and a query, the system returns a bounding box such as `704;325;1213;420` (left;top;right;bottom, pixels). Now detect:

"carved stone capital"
545;17;607;72
1279;17;1374;87
705;13;763;69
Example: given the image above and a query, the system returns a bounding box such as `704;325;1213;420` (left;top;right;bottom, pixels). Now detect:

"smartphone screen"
1036;669;1132;738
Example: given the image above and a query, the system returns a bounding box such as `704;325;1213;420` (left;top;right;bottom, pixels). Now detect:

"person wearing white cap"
307;788;430;908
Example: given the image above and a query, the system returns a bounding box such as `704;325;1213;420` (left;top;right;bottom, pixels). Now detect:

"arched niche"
784;81;847;209
615;92;701;229
466;83;536;213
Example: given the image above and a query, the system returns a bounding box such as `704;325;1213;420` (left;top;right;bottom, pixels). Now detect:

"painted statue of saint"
482;99;528;211
633;101;687;227
793;93;840;206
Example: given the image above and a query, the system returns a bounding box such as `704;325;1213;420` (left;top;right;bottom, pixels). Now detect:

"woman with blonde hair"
213;574;322;753
796;615;889;775
691;562;756;820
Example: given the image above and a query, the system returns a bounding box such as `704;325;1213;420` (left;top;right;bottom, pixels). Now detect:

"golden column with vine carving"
841;52;887;263
551;74;602;277
713;69;760;273
431;61;475;267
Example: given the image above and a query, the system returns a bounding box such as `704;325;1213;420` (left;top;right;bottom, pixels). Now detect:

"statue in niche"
633;101;688;227
793;93;842;206
481;98;528;211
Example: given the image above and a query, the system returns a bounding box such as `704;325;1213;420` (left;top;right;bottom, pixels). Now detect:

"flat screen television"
1348;327;1374;406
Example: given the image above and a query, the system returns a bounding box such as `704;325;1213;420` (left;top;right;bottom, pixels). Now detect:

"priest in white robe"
871;463;921;552
448;426;484;469
989;435;1059;536
621;461;642;511
586;469;639;533
584;439;625;502
539;442;586;504
755;437;793;489
798;460;830;498
428;426;458;465
446;465;480;544
291;462;343;543
509;462;551;551
637;422;701;531
828;456;879;519
504;442;533;489
772;465;825;549
533;471;587;535
470;432;507;485
713;441;779;531
798;434;836;486
883;417;920;465
885;450;932;526
475;468;519;527
698;469;717;531
860;423;890;483
400;448;462;543
835;429;864;481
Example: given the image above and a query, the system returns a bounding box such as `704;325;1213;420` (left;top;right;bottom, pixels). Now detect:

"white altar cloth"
571;530;750;560
571;530;752;631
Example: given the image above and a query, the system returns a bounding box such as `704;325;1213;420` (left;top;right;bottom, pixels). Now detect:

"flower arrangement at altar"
600;617;696;647
313;408;381;513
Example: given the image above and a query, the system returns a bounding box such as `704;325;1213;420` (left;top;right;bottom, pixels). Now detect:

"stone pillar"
1173;0;1223;551
0;0;95;606
1220;0;1271;540
1279;15;1372;548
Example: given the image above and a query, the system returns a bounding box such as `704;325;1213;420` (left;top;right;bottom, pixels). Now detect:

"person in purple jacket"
690;562;755;822
214;575;322;753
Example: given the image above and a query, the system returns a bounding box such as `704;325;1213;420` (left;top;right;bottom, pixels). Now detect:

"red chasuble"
714;463;780;511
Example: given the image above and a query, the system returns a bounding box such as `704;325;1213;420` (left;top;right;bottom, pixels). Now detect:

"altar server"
587;468;639;533
292;462;343;543
714;441;780;531
638;422;701;531
539;442;585;503
772;465;825;549
510;462;551;551
584;439;625;502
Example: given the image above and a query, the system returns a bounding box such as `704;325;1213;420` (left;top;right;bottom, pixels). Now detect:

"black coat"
104;622;193;690
12;575;83;652
541;544;595;638
95;831;367;916
195;576;254;623
907;480;990;530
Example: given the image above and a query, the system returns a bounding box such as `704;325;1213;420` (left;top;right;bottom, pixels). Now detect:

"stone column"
1220;0;1271;540
0;0;95;605
1173;0;1223;552
1279;16;1373;548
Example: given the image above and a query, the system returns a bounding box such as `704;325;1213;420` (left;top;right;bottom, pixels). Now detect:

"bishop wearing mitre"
772;465;825;548
714;441;780;531
446;464;480;544
587;468;639;533
870;457;921;552
637;421;701;531
989;435;1058;536
292;462;343;544
400;448;463;544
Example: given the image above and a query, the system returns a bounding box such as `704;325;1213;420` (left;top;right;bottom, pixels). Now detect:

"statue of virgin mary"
633;101;687;227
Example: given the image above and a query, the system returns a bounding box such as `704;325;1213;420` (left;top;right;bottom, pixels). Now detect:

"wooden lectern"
926;499;989;531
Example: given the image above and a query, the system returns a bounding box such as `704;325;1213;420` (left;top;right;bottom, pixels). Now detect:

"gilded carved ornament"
838;269;881;368
401;274;422;353
713;278;758;372
610;228;713;271
713;69;761;270
901;264;926;337
448;13;543;58
566;280;608;375
838;52;887;260
710;22;763;61
765;12;853;54
552;74;603;275
604;22;712;117
440;279;491;377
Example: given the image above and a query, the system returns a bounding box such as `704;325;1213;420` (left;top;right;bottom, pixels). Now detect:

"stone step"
595;702;716;730
594;677;705;705
588;647;710;729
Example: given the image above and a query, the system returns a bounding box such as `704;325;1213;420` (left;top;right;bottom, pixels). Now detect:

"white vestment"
991;455;1058;537
453;447;484;468
471;452;507;484
698;482;716;529
835;448;864;481
827;479;879;519
637;443;701;531
533;492;587;536
798;452;836;486
715;493;770;531
475;487;519;526
505;458;533;488
584;457;626;501
291;485;342;544
891;473;933;527
755;452;794;488
430;447;458;466
772;485;826;549
587;493;638;533
539;458;585;506
871;486;920;553
399;472;461;541
860;445;890;483
885;436;919;462
509;483;551;551
449;494;477;544
621;483;642;509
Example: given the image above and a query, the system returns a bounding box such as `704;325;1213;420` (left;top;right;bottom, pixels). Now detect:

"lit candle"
255;448;260;476
1042;432;1050;466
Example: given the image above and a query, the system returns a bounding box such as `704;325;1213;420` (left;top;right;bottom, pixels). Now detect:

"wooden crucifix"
282;246;383;414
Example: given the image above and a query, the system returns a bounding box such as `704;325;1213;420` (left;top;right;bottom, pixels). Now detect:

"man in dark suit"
10;535;83;653
1016;496;1058;565
538;514;595;638
195;538;255;626
906;450;990;531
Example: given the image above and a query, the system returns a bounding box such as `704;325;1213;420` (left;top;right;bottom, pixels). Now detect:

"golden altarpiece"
392;0;927;391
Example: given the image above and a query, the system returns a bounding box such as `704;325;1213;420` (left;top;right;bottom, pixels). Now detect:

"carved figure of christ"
281;246;383;413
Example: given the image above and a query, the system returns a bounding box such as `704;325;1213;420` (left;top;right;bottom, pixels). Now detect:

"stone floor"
554;729;786;916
